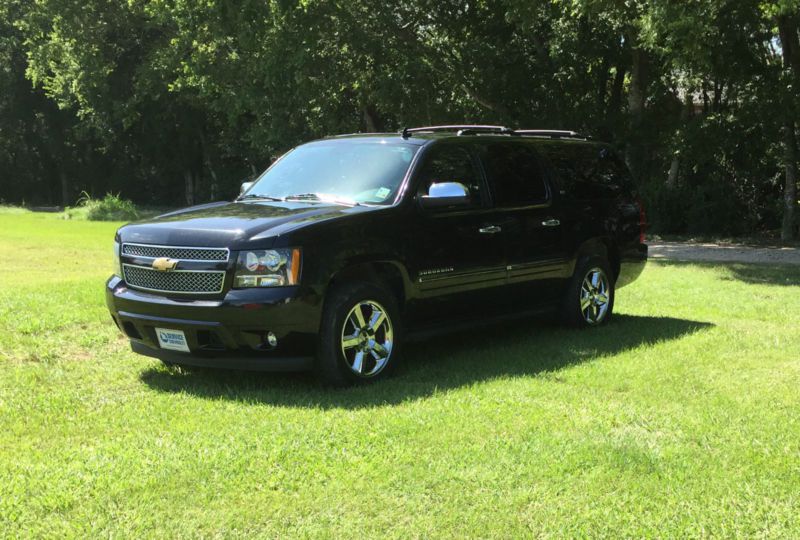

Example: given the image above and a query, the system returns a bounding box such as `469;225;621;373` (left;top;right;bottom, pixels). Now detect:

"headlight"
113;240;122;277
233;248;301;288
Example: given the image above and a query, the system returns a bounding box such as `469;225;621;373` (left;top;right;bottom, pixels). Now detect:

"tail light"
636;198;647;243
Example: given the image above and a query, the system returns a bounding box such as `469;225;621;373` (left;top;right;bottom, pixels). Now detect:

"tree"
774;8;800;240
1;0;798;239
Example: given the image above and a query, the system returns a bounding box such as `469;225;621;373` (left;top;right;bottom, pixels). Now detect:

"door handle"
478;225;502;234
541;219;561;227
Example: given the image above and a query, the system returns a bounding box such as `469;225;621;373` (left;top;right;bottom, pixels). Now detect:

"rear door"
477;140;570;309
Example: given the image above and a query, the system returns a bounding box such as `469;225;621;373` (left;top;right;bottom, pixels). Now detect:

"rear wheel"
562;255;614;327
317;281;401;386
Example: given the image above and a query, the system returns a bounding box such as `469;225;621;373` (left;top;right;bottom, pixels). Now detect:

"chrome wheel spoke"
350;307;367;329
368;310;386;332
342;334;361;350
372;341;390;358
352;351;365;374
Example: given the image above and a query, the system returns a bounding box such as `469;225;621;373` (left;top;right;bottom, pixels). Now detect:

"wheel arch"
326;259;411;309
573;237;620;282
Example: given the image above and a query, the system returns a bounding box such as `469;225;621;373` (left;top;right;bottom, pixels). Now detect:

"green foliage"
0;0;798;235
2;213;800;536
66;192;140;222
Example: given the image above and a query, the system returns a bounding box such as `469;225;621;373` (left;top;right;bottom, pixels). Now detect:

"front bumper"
106;277;321;371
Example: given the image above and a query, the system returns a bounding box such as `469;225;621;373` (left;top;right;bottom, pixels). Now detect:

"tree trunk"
777;15;800;240
777;15;800;80
184;170;195;206
608;64;626;117
362;106;380;132
532;33;562;126
666;158;680;190
666;90;694;190
627;49;645;122
462;85;511;119
625;46;646;182
200;129;218;200
207;165;219;201
781;121;798;241
60;170;69;208
596;57;610;111
701;80;710;114
713;79;722;112
602;61;626;140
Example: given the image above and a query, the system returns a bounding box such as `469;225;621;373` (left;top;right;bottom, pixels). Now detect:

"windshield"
244;141;419;205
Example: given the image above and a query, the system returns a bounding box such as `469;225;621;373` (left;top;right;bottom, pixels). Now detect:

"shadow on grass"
654;259;800;287
139;314;712;409
725;263;800;287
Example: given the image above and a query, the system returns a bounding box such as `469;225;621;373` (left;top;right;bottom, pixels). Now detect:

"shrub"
66;192;140;221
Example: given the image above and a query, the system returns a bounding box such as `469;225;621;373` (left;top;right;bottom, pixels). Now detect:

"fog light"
267;332;278;347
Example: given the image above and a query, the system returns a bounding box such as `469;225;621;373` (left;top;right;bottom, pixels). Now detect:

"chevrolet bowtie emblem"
152;257;179;272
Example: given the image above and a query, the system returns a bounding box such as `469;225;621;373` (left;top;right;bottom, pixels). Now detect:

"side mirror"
240;181;254;195
419;182;472;209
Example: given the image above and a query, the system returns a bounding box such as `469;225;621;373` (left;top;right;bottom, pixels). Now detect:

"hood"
118;200;371;247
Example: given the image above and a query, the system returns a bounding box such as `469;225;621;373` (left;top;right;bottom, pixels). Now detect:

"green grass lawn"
1;209;799;538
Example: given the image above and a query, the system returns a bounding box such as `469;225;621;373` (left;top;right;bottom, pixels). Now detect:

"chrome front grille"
122;243;229;262
123;264;225;294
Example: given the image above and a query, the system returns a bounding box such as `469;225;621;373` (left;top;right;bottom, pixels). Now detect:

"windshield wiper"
237;193;283;202
283;193;360;206
283;193;322;202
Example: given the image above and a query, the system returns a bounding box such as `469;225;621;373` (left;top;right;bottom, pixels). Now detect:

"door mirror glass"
420;182;471;209
240;181;254;195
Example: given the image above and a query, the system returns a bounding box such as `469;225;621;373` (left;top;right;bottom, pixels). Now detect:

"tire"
316;281;402;386
561;255;615;328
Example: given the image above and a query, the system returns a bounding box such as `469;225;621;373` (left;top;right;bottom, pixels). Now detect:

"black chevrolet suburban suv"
107;125;647;385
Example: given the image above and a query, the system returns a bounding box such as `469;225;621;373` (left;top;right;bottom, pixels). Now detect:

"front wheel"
561;256;615;327
316;281;401;386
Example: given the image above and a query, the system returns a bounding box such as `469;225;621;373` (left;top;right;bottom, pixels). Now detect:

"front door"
406;143;508;326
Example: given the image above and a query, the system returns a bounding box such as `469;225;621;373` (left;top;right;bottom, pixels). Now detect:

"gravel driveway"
648;241;800;265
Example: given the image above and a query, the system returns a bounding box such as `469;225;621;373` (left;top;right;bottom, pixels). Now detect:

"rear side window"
594;152;634;195
538;143;632;200
480;143;548;207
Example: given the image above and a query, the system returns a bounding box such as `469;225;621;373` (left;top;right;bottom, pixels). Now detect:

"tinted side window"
480;143;548;207
538;143;631;199
417;145;482;207
593;152;633;196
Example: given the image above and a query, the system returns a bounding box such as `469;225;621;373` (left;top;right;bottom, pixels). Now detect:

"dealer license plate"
155;328;190;353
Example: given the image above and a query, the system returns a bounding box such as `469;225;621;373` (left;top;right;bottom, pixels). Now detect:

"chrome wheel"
340;299;394;377
580;267;610;325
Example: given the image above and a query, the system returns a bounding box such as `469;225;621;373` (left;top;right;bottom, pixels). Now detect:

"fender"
567;236;616;278
325;255;414;305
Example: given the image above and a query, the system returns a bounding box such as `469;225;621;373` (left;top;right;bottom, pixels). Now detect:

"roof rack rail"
457;126;516;136
400;125;511;138
398;125;591;140
515;130;590;140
